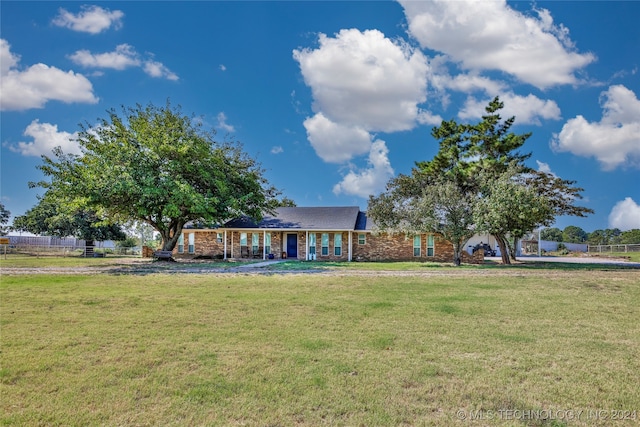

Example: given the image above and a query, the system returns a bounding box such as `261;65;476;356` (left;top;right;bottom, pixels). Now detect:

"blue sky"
1;1;639;233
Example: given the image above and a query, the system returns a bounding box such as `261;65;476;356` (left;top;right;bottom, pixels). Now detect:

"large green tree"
620;229;640;244
562;225;588;243
587;228;621;245
369;97;591;264
368;175;476;266
475;168;553;264
33;102;279;251
541;227;563;242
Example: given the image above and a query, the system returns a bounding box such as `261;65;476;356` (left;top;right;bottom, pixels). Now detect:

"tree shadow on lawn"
97;258;640;276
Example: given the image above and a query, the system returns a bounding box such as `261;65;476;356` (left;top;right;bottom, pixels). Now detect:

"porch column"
348;231;352;262
306;230;309;260
263;230;266;260
224;230;227;260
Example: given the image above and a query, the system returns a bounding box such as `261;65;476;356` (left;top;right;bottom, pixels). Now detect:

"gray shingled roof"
223;206;362;230
355;211;375;231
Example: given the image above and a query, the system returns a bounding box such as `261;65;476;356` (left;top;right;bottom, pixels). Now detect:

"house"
173;206;484;264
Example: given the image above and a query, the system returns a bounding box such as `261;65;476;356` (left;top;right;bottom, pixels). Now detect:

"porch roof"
223;206;367;231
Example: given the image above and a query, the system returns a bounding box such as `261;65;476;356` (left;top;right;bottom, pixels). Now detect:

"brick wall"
185;229;483;264
178;230;284;259
172;230;225;258
303;231;350;261
352;232;483;264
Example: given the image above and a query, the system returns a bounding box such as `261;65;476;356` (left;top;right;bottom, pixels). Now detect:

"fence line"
588;244;640;253
2;244;139;257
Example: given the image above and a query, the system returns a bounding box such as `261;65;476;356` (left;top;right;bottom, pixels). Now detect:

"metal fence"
2;245;140;257
588;244;640;253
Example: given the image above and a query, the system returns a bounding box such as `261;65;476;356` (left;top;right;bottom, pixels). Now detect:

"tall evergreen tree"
369;97;592;264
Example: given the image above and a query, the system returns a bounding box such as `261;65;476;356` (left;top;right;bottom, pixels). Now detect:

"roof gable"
224;206;362;230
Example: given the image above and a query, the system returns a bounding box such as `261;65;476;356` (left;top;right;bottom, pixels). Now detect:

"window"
216;233;223;243
413;235;421;257
334;233;342;256
309;233;316;256
178;233;184;253
252;233;259;255
240;232;247;246
321;233;329;256
427;235;434;257
265;233;271;254
358;233;366;245
188;233;195;254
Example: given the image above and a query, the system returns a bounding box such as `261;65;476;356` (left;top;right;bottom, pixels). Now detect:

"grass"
2;268;639;426
585;251;640;263
265;259;639;272
0;254;261;270
0;254;138;268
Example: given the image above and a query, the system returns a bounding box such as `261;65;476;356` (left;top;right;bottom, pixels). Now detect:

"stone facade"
179;229;483;264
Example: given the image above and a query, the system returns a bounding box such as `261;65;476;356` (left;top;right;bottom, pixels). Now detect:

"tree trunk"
452;243;462;266
159;221;185;251
494;234;511;265
510;236;518;261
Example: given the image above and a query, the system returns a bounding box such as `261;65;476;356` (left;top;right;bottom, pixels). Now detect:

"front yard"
1;266;639;426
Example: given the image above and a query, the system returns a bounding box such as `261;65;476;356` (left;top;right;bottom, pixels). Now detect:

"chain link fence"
1;244;140;258
1;236;139;258
588;244;640;253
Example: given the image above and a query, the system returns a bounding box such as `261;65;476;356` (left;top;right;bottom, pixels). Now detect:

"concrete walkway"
235;260;288;269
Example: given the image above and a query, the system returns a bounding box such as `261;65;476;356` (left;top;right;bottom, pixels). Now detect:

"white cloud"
459;92;561;125
433;71;508;95
143;59;179;81
333;140;395;198
69;44;140;70
608;197;640;231
219;64;226;71
216;112;235;133
0;39;19;75
303;113;372;164
536;160;556;176
52;5;124;34
294;28;431;197
417;109;443;126
6;120;81;157
552;85;640;170
271;146;284;155
399;0;595;89
293;28;429;132
0;39;98;111
69;44;178;80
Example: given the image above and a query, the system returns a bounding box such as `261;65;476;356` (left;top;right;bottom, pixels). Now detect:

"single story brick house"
173;206;483;264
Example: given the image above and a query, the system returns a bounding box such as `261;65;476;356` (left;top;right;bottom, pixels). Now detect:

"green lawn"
585;251;640;263
0;254;138;268
2;269;639;426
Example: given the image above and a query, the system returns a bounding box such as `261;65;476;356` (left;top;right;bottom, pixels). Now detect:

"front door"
286;234;298;259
